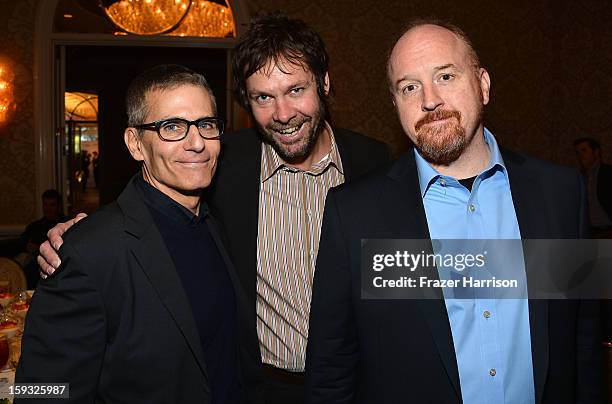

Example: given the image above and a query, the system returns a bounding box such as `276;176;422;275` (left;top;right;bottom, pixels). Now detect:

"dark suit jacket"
16;176;241;403
305;149;604;403
596;162;612;221
207;127;392;401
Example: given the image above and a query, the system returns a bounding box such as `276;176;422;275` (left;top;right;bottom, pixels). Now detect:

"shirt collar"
134;173;207;226
260;121;343;182
414;127;507;197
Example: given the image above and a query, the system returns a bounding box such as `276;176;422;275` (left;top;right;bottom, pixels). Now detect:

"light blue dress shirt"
415;128;535;404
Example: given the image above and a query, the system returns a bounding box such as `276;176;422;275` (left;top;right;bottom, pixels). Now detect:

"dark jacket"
596;162;612;221
16;176;242;403
305;149;604;403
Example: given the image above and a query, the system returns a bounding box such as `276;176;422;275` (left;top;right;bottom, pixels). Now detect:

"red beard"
415;109;466;166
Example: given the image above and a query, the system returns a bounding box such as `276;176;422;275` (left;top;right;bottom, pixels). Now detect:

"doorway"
64;91;99;214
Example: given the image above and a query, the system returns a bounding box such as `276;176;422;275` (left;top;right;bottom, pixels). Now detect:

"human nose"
273;97;297;123
421;83;443;112
183;123;205;151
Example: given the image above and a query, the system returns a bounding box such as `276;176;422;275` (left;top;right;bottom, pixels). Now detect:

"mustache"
415;109;461;132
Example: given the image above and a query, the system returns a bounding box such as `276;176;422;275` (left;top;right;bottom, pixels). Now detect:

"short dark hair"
387;18;481;87
125;64;216;127
232;13;330;111
42;189;61;203
573;137;601;150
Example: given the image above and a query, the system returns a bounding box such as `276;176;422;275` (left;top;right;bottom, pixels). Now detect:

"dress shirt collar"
414;127;507;197
260;121;344;183
134;173;207;226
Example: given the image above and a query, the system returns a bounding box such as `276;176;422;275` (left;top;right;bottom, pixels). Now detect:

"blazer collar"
117;176;210;387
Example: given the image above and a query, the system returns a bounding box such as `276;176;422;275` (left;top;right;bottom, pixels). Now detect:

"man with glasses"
16;65;242;403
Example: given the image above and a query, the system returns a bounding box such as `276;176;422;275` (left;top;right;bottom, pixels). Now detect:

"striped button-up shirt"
256;124;344;371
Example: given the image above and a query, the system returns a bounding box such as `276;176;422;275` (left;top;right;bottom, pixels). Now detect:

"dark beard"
415;109;466;166
256;100;326;163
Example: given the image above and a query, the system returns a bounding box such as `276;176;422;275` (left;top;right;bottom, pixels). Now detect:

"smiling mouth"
177;158;210;165
273;122;305;139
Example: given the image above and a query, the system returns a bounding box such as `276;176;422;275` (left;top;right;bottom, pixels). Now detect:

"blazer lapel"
382;153;462;399
504;150;549;404
117;180;210;387
335;130;358;180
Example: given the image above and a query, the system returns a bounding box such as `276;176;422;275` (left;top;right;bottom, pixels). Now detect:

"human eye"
197;119;217;130
400;83;419;95
159;119;187;139
437;72;455;83
253;94;272;105
289;87;304;96
160;120;184;132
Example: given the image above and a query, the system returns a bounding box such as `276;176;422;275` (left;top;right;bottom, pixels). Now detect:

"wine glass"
11;292;29;320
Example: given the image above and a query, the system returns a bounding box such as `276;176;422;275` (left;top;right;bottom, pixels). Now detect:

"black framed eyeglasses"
133;117;225;141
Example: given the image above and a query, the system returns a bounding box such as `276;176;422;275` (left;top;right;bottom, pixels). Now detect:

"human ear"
124;127;144;162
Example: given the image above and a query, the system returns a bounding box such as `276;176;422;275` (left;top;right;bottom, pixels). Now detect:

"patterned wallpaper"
0;0;610;226
0;0;37;226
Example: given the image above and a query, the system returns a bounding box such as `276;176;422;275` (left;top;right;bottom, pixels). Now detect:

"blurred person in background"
17;189;66;289
574;137;612;237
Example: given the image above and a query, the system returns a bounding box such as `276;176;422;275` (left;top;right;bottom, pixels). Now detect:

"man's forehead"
144;84;212;107
251;57;312;79
390;25;469;72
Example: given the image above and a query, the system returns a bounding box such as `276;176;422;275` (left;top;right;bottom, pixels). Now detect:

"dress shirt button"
489;368;496;377
306;209;312;216
483;310;491;319
439;178;446;186
468;204;476;212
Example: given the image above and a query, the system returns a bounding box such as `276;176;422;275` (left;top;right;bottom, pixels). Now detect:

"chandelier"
100;0;235;37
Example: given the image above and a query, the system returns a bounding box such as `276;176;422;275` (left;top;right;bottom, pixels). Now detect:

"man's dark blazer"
596;162;612;221
305;149;604;403
16;176;241;403
206;127;392;400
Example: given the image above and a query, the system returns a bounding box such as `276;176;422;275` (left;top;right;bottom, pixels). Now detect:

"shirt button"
489;368;496;377
468;204;476;212
483;310;491;319
439;178;446;186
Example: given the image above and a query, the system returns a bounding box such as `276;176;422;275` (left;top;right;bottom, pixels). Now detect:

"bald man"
305;20;604;404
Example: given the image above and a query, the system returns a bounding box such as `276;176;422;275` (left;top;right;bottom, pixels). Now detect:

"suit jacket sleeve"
574;169;606;403
16;242;107;403
305;190;359;403
597;164;612;220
